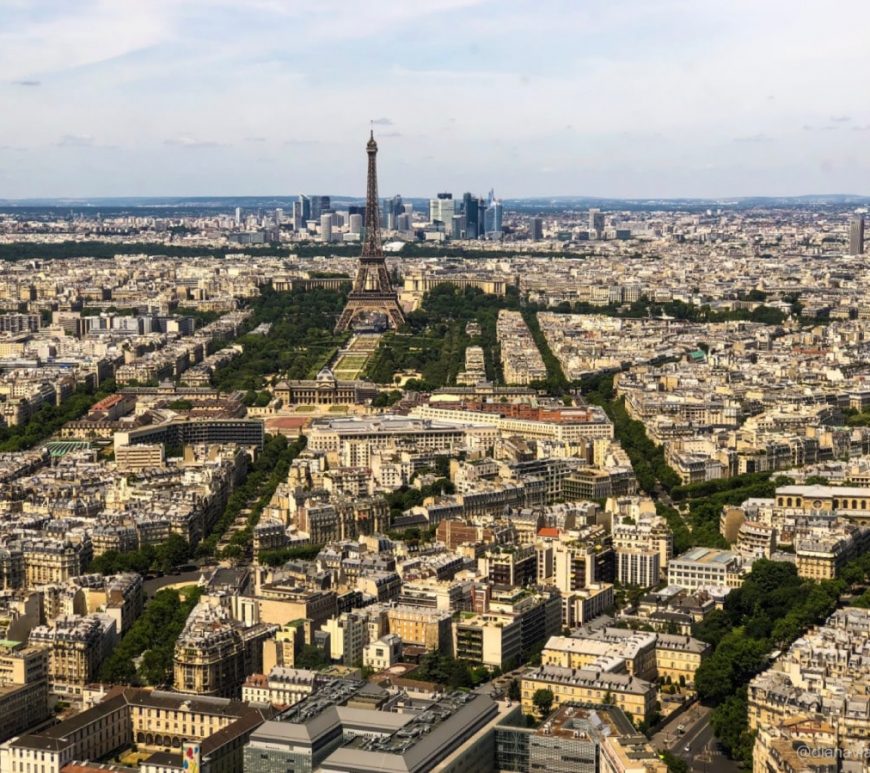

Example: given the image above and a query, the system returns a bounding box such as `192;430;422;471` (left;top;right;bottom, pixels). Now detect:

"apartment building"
28;614;117;699
749;607;870;765
173;602;277;698
241;667;317;708
455;612;522;669
381;603;453;654
0;642;50;743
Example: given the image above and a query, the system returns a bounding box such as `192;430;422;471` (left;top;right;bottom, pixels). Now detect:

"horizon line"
1;193;870;205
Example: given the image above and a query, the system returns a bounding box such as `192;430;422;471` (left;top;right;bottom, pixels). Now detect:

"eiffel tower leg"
335;306;355;333
387;303;405;329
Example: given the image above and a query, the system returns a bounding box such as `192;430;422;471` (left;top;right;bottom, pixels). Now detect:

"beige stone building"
521;665;657;724
0;642;50;743
28;613;116;699
173;602;276;698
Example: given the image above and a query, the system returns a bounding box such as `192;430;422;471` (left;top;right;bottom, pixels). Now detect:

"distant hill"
0;193;867;216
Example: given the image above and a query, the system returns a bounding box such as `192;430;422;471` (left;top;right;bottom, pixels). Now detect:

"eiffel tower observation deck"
334;131;406;333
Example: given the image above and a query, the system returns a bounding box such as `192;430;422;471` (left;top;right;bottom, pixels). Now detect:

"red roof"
91;394;126;410
537;527;560;538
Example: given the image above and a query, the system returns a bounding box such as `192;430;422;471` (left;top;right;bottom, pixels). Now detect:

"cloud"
12;79;41;86
830;115;851;123
3;0;870;197
733;133;773;143
164;135;222;148
56;133;95;147
0;3;171;83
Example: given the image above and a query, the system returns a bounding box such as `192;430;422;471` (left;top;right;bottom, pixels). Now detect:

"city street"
652;703;741;773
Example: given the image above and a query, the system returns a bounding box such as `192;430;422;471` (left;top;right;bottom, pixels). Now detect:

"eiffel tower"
334;131;405;333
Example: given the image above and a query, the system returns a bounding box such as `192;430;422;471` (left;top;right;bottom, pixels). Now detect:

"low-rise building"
521;665;657;724
667;546;747;592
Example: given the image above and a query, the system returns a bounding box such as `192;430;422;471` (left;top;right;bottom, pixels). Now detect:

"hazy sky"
2;0;869;199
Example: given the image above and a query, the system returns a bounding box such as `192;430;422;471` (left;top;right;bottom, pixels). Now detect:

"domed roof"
316;366;336;382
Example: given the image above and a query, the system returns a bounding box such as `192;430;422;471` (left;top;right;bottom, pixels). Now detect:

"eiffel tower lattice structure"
334;131;406;333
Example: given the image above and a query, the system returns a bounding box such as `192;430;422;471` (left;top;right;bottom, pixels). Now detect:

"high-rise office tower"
850;216;865;256
484;200;503;238
310;196;330;221
335;132;405;332
396;213;410;232
291;201;303;231
462;193;480;239
451;215;465;240
298;195;311;224
531;217;543;240
382;195;403;231
429;193;455;227
320;213;333;243
349;213;363;235
589;208;605;238
234;207;242;227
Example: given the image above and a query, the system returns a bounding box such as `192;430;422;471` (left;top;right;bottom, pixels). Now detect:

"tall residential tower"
850;215;865;256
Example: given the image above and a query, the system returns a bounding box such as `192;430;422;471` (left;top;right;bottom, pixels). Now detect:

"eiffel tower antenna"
335;132;405;332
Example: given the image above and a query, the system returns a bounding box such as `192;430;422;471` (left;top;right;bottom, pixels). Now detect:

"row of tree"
258;543;324;566
89;533;192;576
693;559;850;764
521;307;571;395
198;434;307;558
549;297;791;325
0;379;117;452
582;374;682;494
99;586;203;686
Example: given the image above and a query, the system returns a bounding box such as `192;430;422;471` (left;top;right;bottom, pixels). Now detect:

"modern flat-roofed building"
115;416;265;452
667;546;746;592
455;612;522;669
495;702;667;773
243;684;500;773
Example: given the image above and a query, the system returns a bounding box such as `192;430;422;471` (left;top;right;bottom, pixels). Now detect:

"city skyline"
2;0;870;199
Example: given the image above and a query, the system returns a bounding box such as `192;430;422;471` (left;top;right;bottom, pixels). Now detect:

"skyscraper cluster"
427;190;502;239
292;194;332;231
